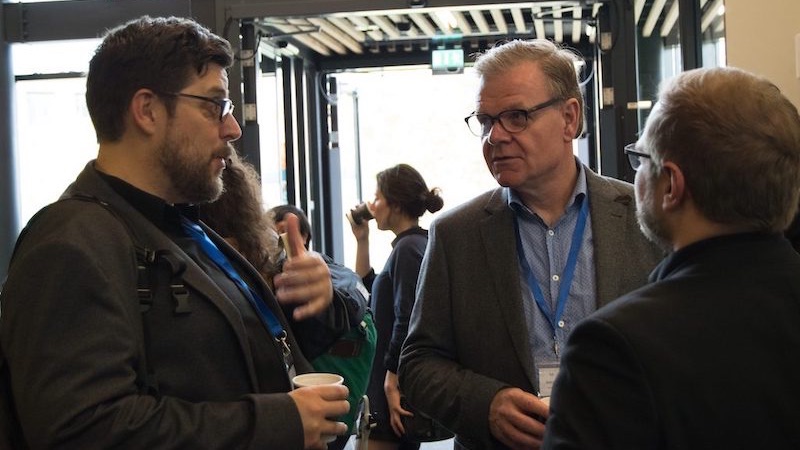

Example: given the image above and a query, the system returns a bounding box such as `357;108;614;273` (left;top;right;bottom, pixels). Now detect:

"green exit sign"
432;49;464;75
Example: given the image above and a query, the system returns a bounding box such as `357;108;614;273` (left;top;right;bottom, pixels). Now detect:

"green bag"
311;311;376;434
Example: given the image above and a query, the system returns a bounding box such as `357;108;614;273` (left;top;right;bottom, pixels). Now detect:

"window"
12;39;100;230
333;67;497;268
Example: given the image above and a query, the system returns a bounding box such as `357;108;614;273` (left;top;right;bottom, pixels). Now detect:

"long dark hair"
199;152;279;279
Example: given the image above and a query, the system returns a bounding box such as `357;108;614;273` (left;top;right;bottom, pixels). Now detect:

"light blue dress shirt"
508;163;596;392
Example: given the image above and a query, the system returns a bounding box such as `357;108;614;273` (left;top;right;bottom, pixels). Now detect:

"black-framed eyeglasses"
624;143;651;171
159;92;234;122
464;97;563;138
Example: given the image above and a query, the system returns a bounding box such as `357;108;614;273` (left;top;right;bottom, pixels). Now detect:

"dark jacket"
0;162;334;449
544;233;800;450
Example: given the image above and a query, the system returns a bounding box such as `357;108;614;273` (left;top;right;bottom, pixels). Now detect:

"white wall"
725;0;800;108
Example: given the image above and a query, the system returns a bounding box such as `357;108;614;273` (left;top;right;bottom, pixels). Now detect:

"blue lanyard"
513;196;589;334
181;217;286;339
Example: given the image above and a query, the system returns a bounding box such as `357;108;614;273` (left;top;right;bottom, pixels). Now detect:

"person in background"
269;203;376;450
0;16;348;449
543;66;800;449
398;39;664;450
272;204;314;248
199;153;363;361
269;204;370;327
200;155;371;450
200;151;281;285
348;163;444;450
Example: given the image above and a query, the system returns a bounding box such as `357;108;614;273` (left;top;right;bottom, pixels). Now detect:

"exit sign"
432;49;464;75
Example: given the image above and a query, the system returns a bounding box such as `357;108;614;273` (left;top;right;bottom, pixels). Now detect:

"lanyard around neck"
513;195;589;334
181;217;286;339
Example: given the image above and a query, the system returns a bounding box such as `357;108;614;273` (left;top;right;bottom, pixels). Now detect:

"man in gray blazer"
0;16;348;449
398;39;663;450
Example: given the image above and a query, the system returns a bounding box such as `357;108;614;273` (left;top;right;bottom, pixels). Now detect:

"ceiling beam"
347;15;384;42
701;0;724;32
490;9;509;35
510;7;526;34
470;10;491;35
634;0;646;24
571;6;582;44
409;12;437;36
369;14;402;39
642;0;667;38
307;17;363;53
659;1;679;37
553;7;564;43
326;16;368;43
452;11;473;35
531;6;546;39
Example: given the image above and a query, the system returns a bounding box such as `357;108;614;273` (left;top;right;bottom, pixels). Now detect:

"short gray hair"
472;39;585;138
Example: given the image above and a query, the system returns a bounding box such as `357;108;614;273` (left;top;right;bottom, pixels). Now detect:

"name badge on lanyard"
537;363;560;397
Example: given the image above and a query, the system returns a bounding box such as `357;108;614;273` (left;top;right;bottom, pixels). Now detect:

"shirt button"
548;230;555;236
552;275;560;281
558;320;566;328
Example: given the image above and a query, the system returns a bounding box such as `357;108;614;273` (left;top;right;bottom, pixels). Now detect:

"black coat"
544;233;800;450
0;162;330;449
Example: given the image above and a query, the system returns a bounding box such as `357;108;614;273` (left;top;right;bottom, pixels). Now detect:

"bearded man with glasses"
399;39;664;450
0;16;350;449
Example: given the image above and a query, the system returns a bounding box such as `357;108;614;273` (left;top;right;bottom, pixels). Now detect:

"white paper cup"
292;373;344;388
291;373;345;443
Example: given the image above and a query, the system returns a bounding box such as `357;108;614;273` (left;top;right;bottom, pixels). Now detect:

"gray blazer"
398;166;664;450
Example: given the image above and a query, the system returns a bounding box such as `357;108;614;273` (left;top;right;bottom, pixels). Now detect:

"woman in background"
199;152;280;285
349;164;443;450
201;153;370;450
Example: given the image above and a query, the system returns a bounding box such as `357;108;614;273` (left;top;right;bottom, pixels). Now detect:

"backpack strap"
130;246;190;395
135;249;190;314
2;193;193;442
64;194;175;395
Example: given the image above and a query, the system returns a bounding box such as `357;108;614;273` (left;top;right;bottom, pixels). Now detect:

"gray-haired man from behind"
544;67;800;449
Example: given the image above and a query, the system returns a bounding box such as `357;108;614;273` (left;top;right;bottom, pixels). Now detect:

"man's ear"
129;89;161;136
562;98;581;141
661;161;686;211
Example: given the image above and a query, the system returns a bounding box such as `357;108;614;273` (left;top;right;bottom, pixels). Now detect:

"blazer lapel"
479;188;538;387
585;170;634;308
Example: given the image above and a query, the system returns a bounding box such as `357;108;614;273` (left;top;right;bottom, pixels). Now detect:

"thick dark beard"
158;137;226;204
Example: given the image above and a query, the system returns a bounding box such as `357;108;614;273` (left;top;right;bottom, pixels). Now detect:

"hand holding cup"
289;373;349;447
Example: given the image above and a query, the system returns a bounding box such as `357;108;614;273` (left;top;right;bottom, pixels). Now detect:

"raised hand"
273;213;334;320
346;204;371;243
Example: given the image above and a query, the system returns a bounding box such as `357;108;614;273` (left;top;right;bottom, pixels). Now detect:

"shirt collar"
391;226;427;247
